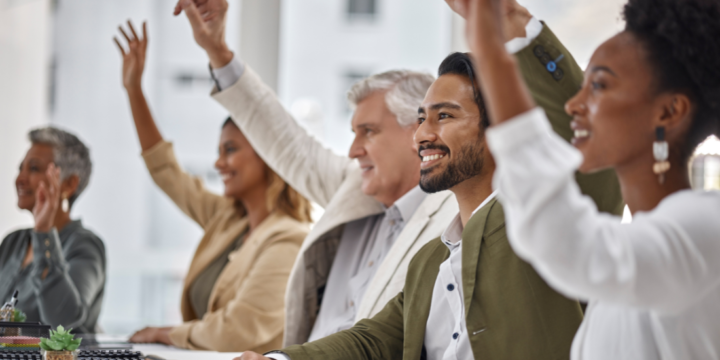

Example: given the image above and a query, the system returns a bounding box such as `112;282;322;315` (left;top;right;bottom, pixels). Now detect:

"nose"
214;155;225;170
565;88;588;117
414;119;438;148
348;135;366;159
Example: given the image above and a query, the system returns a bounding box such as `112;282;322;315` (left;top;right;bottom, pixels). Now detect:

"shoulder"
259;213;311;245
63;224;106;257
645;190;720;233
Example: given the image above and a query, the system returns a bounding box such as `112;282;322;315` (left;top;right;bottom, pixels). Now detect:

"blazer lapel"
460;198;497;316
358;191;453;317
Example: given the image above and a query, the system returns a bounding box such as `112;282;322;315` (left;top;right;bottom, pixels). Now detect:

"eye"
418;116;426;125
591;81;605;91
225;146;238;153
439;112;451;119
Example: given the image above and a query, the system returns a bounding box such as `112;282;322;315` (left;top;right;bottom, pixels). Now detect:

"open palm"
114;21;148;91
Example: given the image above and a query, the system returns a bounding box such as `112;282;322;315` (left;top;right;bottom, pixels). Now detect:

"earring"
61;194;69;213
653;126;670;184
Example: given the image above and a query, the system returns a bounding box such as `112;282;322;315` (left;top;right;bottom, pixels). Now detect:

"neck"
376;172;420;208
238;186;271;233
451;173;494;227
52;208;72;232
615;154;691;215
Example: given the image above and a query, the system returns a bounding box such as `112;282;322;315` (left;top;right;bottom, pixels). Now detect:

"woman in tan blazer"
114;22;312;352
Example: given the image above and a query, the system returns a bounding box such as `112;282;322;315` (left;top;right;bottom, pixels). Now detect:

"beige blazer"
212;67;459;346
142;141;309;352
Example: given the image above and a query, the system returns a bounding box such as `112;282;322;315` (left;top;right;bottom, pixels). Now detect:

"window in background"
347;0;377;21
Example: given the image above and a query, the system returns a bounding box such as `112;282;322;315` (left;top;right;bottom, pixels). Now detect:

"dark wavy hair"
623;0;720;161
438;52;490;129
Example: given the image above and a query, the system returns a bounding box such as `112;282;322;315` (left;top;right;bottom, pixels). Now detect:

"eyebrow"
589;65;618;77
418;102;463;114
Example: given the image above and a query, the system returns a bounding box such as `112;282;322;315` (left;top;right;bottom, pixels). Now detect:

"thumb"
181;0;205;32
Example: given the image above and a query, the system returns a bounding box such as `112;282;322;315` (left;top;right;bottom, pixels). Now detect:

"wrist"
125;84;144;96
207;43;234;69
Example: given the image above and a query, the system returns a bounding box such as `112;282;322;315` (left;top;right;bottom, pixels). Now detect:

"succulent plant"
12;309;27;322
39;326;82;352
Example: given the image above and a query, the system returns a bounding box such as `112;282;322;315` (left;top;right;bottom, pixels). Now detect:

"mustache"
417;143;450;158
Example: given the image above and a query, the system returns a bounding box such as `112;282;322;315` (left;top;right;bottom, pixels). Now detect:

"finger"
113;37;126;56
181;0;205;30
128;20;139;41
119;26;132;44
173;0;182;16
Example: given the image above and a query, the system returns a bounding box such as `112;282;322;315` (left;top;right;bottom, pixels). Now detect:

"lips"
570;120;591;145
220;172;234;183
16;188;33;197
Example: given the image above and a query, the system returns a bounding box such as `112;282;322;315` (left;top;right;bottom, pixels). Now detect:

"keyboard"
0;349;144;360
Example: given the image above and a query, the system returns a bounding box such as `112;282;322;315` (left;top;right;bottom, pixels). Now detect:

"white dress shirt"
424;192;497;360
307;185;427;341
486;107;720;360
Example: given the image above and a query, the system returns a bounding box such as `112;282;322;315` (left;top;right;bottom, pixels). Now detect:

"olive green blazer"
275;24;624;360
280;200;582;360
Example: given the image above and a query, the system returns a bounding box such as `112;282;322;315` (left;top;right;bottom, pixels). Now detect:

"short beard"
419;142;485;193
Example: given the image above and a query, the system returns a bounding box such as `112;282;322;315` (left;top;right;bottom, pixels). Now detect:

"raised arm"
174;0;354;207
30;165;105;332
114;21;227;228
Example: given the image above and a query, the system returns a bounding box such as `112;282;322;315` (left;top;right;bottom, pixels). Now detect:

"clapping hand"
114;21;148;91
173;0;233;69
33;164;61;233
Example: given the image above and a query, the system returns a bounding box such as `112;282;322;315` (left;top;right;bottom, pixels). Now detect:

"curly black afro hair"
623;0;720;160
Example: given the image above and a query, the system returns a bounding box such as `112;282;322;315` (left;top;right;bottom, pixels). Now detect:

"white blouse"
486;107;720;360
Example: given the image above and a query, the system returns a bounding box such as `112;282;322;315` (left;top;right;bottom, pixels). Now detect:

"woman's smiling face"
565;31;660;173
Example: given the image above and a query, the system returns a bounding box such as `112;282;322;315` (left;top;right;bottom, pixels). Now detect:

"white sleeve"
265;353;291;360
211;57;246;91
486;108;720;314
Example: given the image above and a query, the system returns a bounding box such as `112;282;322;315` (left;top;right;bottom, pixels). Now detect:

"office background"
1;0;718;335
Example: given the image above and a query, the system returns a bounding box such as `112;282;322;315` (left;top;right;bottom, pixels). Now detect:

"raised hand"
33;164;61;233
446;0;531;42
173;0;233;69
114;21;148;91
464;0;536;125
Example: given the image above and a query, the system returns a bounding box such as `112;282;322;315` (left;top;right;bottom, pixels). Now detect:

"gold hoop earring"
653;126;670;184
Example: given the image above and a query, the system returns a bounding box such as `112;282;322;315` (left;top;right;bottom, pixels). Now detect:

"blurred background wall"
1;0;717;335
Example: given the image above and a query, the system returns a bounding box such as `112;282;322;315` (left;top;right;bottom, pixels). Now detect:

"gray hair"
29;127;92;207
347;70;435;127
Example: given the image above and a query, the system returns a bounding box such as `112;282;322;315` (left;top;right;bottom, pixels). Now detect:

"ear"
61;174;80;199
656;93;693;134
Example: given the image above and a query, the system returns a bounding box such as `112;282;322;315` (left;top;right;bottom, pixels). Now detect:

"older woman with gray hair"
0;127;105;334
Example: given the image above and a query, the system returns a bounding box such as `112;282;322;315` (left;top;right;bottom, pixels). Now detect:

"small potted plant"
12;309;27;323
39;326;82;360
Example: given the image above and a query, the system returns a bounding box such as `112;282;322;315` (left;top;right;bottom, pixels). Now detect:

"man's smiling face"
415;73;488;193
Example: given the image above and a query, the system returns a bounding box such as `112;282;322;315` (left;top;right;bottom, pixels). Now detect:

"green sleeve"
515;24;624;215
279;291;405;360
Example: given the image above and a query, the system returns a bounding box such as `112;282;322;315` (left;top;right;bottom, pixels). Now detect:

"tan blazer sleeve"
168;227;304;352
211;67;354;208
142;141;228;229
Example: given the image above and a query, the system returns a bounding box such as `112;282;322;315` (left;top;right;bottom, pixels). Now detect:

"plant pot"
41;350;78;360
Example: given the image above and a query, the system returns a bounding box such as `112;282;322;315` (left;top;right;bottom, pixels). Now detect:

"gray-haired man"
174;0;458;348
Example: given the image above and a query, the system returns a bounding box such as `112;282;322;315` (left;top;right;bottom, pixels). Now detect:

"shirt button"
45;251;50;259
447;284;455;291
389;220;396;226
45;240;50;247
349;301;354;307
368;261;374;267
453;332;459;340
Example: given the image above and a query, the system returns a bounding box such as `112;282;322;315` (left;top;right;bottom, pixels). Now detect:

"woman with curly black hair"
457;0;720;358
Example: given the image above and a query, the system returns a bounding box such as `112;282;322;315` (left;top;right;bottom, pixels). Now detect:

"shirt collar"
440;190;498;249
386;185;427;223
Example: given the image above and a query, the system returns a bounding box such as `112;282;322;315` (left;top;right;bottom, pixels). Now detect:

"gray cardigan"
0;220;106;333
